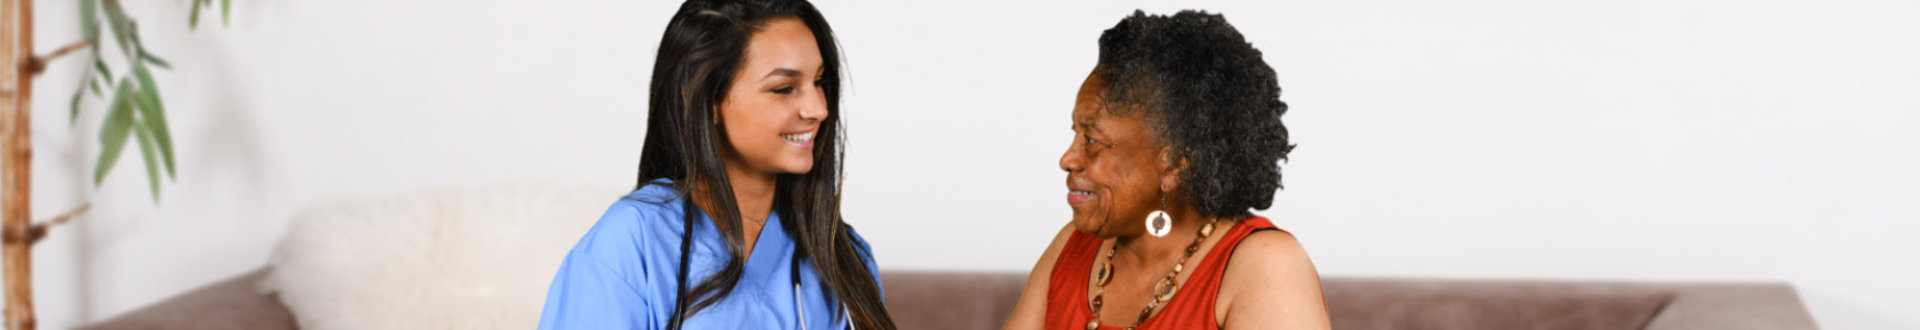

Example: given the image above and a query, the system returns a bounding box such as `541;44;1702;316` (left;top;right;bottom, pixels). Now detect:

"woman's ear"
1159;147;1187;193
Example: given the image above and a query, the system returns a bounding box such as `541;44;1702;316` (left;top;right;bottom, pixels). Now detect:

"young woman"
1004;10;1330;330
537;1;894;329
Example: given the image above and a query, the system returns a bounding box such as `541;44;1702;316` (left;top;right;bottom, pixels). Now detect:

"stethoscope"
790;252;855;330
666;212;853;330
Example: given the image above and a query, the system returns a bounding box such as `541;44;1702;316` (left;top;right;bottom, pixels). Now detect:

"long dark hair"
633;0;893;329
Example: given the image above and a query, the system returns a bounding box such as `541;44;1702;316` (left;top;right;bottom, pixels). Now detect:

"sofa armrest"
79;267;297;330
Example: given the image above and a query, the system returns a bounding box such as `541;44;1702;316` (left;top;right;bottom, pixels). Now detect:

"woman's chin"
776;159;815;174
1069;216;1106;235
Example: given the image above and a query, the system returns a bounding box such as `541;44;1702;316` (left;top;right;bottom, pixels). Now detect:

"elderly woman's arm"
1220;230;1331;330
1003;225;1077;330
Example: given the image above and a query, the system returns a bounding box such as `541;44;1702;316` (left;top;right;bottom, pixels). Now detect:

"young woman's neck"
724;164;777;224
712;162;776;259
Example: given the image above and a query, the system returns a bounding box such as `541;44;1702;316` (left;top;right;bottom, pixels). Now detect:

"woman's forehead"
742;19;822;77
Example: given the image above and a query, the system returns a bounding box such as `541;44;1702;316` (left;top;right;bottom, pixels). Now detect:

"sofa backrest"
879;272;1816;330
1324;278;1676;330
881;271;1028;330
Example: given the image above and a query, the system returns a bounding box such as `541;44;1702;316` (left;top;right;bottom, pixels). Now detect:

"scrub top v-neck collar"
681;208;827;329
732;212;791;295
536;180;872;330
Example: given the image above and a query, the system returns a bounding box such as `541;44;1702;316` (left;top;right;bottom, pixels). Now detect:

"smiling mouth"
781;131;815;143
1068;189;1094;204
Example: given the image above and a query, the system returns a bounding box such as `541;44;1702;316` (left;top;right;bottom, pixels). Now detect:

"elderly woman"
1004;10;1330;330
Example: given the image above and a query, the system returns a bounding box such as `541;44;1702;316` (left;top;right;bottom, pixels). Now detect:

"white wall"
13;0;1915;329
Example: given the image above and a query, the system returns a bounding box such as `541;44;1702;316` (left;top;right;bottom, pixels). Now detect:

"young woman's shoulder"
840;222;885;287
843;223;876;258
563;183;691;274
539;186;688;329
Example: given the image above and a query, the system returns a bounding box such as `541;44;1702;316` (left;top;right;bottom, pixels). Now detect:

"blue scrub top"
538;180;880;329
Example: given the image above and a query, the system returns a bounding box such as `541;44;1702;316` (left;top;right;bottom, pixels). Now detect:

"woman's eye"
813;78;825;87
771;86;795;94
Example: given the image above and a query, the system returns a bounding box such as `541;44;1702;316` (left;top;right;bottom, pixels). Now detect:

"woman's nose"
1060;142;1083;172
799;91;828;121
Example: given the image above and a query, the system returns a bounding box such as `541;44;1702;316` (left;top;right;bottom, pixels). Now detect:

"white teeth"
782;131;814;143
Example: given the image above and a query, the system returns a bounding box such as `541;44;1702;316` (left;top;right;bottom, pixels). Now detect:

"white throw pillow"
263;185;623;329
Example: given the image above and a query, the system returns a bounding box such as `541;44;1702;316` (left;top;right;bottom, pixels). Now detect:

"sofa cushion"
261;186;617;329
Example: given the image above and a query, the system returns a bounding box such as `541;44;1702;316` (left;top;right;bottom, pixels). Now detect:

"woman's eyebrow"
1076;120;1101;132
760;68;804;81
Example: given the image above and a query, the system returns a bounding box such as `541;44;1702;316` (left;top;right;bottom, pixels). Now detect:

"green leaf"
139;49;172;70
89;78;103;96
70;88;85;126
80;0;100;42
127;20;144;51
132;63;178;179
222;0;232;27
102;0;136;59
133;117;165;203
94;78;138;186
189;0;203;30
94;57;114;82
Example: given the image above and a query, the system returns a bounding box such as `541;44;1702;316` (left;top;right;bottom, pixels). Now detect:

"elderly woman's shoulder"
1218;225;1329;327
1220;224;1319;297
1234;228;1307;256
1225;227;1314;276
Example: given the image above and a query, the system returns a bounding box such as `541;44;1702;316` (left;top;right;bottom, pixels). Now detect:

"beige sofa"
81;267;1815;330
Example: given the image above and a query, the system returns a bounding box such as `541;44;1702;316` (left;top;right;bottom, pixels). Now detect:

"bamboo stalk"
0;0;37;328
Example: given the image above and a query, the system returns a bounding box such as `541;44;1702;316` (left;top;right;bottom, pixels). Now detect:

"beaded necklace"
1087;218;1219;330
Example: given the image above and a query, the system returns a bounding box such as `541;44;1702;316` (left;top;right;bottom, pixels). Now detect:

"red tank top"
1045;217;1281;329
